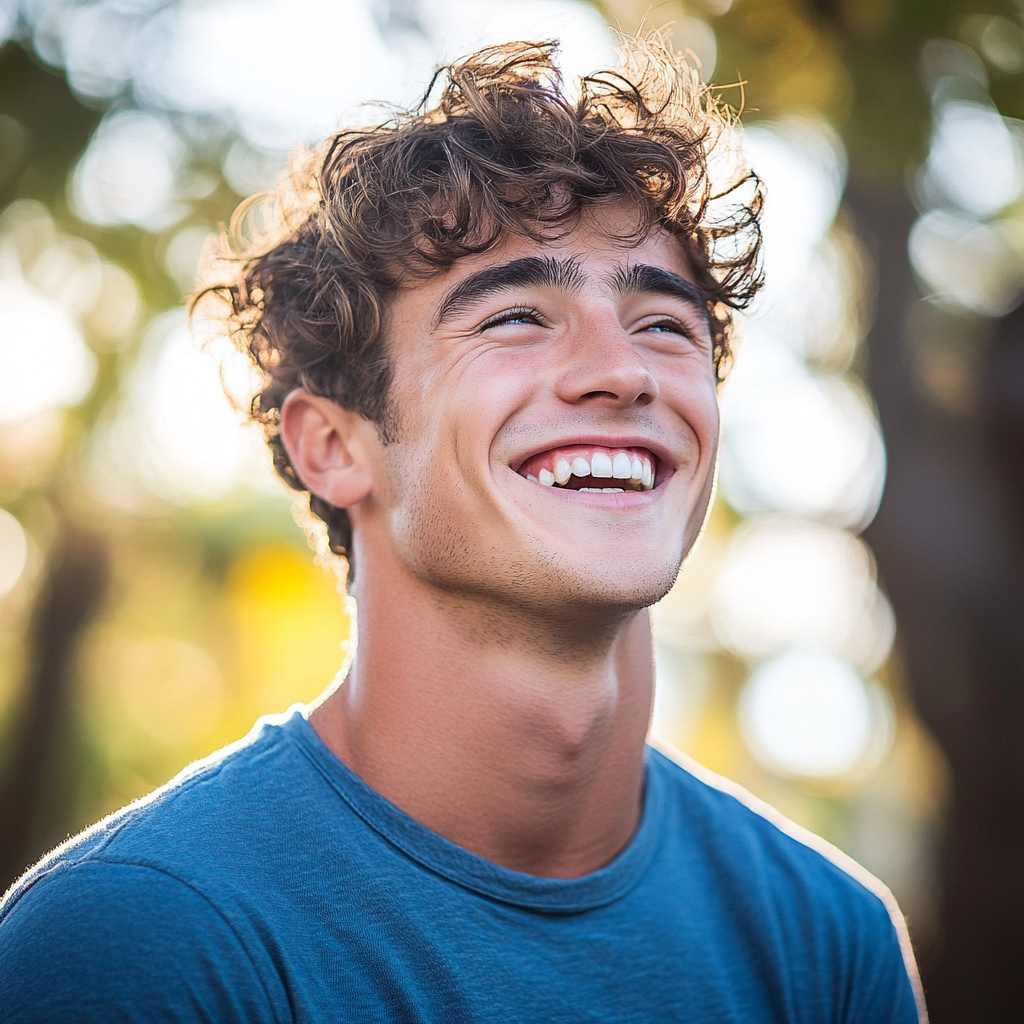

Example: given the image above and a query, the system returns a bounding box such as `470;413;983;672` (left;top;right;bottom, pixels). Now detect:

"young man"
0;39;924;1022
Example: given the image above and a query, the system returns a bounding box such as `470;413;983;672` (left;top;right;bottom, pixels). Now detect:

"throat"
312;602;656;879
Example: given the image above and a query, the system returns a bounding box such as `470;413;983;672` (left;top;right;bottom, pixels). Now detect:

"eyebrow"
433;256;585;328
609;263;714;341
431;256;712;333
610;264;710;318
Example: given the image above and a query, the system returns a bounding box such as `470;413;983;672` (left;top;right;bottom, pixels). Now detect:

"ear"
279;389;375;509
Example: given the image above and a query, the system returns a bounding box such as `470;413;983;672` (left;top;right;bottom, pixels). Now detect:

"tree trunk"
849;171;1024;1021
0;512;108;889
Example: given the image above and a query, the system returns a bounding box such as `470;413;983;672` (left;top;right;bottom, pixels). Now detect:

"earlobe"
279;389;375;509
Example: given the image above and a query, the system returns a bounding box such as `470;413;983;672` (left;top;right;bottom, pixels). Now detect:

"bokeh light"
909;36;1024;317
738;649;891;778
25;235;102;316
966;14;1024;74
718;341;885;527
134;0;613;150
0;198;141;422
163;225;214;294
651;644;709;751
925;101;1022;218
711;517;894;673
743;118;846;295
70;109;187;229
82;262;140;348
0;509;28;599
909;210;1024;317
0;276;96;423
714;117;886;530
96;309;274;505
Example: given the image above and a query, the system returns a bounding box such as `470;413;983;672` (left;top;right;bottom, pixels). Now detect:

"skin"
280;205;720;878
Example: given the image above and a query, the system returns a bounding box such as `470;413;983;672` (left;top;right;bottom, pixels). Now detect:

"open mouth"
516;446;657;493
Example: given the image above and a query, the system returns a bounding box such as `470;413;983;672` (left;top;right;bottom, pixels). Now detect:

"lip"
508;435;676;476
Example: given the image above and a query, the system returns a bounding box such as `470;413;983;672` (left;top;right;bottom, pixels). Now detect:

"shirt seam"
24;856;292;1024
2;737;254;913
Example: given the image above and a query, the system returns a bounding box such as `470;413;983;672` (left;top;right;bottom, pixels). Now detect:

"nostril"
581;389;656;406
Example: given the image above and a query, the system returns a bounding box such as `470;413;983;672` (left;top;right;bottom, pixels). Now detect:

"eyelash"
639;318;698;342
643;318;685;334
478;308;699;342
479;306;544;330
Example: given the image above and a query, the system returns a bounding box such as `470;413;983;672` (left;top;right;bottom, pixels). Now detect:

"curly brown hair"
198;35;763;578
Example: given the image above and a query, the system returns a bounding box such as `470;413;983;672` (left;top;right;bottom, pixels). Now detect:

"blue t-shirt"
0;709;922;1023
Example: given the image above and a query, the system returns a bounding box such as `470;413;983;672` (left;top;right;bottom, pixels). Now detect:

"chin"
524;553;682;617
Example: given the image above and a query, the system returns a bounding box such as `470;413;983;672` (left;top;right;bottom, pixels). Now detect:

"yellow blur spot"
685;693;741;778
226;544;350;714
114;637;224;746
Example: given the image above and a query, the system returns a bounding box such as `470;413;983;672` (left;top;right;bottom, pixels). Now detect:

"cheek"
401;345;535;434
381;362;522;527
380;442;468;574
697;386;721;451
663;370;720;461
444;351;541;470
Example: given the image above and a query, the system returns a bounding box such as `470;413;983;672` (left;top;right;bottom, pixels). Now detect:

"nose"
553;310;659;408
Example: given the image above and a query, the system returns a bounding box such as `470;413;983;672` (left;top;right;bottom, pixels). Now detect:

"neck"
310;557;654;879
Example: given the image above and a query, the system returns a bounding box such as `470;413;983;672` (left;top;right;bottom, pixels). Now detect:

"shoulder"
4;708;308;904
0;859;281;1022
648;743;901;910
647;743;926;1022
0;711;313;1022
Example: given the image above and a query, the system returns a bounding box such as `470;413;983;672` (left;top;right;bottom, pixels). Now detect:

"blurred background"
0;0;1022;1017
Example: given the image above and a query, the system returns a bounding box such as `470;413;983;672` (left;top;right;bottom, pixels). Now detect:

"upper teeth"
590;452;613;478
532;451;655;491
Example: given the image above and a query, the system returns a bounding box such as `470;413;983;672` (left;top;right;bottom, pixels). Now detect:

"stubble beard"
394;483;685;659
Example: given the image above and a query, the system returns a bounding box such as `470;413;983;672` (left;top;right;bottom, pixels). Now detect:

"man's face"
358;205;720;619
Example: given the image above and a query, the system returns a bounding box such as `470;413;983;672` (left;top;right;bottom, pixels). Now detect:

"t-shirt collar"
285;710;663;914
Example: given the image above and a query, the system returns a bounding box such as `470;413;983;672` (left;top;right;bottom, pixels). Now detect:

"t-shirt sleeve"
0;860;283;1024
843;895;924;1024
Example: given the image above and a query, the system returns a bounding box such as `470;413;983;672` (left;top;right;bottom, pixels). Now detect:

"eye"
480;306;545;330
634;309;714;349
639;318;691;338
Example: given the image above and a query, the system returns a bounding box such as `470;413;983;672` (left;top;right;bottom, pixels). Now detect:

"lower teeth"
579;487;625;493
